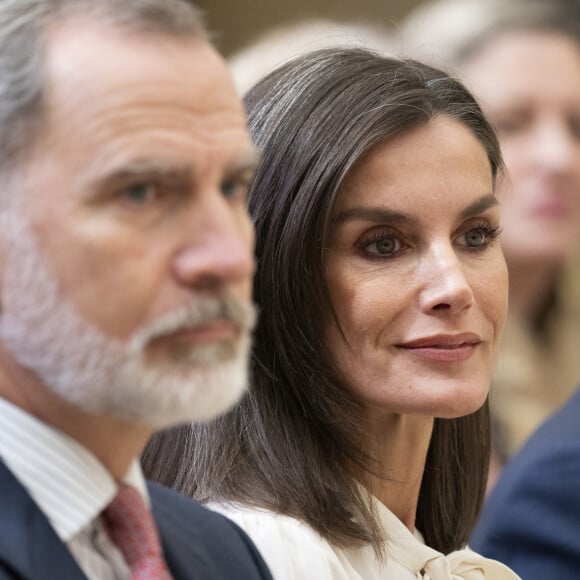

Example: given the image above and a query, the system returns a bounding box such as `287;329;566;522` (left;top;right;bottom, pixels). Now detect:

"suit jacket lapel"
148;482;218;580
0;460;86;579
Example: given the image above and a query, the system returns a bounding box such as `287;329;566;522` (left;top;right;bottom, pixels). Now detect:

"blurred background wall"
195;0;426;55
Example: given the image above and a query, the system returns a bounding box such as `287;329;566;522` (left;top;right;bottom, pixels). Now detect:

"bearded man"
0;1;270;579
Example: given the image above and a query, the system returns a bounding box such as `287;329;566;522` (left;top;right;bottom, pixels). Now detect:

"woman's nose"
418;246;474;315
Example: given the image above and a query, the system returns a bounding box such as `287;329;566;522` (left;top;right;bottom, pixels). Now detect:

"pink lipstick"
397;333;481;362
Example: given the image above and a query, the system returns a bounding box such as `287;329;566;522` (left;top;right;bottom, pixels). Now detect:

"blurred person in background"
144;47;519;580
470;385;580;578
228;19;392;94
401;0;580;477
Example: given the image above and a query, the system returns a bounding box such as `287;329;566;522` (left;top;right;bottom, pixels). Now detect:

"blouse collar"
372;496;520;579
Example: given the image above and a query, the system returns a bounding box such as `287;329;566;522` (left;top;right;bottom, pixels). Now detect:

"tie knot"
101;484;172;580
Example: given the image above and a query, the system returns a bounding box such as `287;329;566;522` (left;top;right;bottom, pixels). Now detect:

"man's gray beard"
0;214;256;428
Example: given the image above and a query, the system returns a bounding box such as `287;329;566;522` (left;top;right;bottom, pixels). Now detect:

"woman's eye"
366;236;401;256
492;111;530;137
464;228;487;248
123;182;158;203
458;224;501;250
494;119;526;136
568;116;580;140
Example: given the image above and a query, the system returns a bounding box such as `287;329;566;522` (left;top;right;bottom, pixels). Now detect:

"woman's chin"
430;391;488;419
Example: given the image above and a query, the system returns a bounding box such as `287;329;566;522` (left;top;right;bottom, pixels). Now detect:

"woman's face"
324;116;508;419
463;30;580;266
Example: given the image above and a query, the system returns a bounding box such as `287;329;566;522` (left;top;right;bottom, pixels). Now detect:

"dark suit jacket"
471;387;580;579
0;459;272;579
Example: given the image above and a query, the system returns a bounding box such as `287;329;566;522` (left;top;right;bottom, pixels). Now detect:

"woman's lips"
396;333;482;362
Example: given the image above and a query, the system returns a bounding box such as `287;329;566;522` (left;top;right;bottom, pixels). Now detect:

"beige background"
196;0;427;56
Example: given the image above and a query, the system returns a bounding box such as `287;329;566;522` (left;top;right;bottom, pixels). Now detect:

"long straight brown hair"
143;48;502;554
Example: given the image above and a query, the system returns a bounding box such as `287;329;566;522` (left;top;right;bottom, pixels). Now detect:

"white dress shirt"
211;499;521;580
0;397;150;580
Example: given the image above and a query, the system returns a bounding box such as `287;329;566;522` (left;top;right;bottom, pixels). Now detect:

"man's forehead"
8;14;254;207
44;17;232;98
37;18;248;140
80;144;259;194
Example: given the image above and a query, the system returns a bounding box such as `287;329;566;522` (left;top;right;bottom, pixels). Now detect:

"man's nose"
418;245;474;315
172;195;255;292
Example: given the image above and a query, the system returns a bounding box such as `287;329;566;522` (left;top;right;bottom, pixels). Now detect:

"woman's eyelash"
355;229;405;258
471;222;503;240
355;221;503;257
361;229;402;246
459;221;503;252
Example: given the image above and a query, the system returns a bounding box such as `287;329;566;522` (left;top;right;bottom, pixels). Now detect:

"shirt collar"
371;494;519;579
0;396;149;541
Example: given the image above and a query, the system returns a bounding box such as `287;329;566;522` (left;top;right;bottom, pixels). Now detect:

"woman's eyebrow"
334;194;498;225
333;207;418;226
458;194;498;220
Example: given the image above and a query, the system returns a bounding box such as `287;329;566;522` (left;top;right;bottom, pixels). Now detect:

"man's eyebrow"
458;194;498;220
83;160;193;199
225;150;261;175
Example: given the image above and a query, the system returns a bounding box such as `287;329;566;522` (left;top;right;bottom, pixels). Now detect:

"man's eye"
123;183;158;203
220;179;248;200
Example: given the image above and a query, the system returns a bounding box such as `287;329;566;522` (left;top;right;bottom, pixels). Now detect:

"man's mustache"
129;295;257;353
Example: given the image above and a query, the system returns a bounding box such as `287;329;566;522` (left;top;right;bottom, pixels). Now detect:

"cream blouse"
211;500;519;580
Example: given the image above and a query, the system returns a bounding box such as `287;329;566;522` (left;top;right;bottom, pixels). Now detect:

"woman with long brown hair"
143;48;518;580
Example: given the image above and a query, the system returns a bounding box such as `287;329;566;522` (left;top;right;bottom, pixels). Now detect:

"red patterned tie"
101;484;173;580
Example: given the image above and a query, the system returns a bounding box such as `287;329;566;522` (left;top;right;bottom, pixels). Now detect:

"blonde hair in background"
398;0;580;68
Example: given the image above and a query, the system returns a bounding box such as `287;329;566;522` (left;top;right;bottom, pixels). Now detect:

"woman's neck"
359;412;434;532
